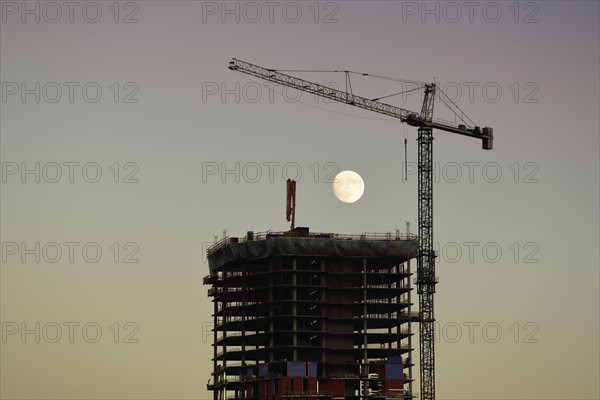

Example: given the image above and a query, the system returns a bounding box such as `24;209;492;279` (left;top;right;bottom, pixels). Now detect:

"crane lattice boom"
228;58;493;149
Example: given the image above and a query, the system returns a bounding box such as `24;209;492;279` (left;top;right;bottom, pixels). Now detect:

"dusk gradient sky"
1;1;599;399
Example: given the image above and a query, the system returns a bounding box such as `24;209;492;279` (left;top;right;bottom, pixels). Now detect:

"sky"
1;1;599;399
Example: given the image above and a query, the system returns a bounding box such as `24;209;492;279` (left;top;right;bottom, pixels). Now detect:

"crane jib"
229;58;493;150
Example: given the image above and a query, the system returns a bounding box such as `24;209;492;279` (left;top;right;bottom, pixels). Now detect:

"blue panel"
385;364;403;379
258;363;268;377
308;362;317;377
246;367;253;378
288;361;305;377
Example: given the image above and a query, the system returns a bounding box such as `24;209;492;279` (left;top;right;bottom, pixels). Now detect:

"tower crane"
228;58;493;400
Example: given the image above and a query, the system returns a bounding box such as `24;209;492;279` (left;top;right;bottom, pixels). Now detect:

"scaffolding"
204;227;420;400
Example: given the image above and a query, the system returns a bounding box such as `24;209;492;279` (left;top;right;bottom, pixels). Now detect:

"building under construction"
204;227;420;400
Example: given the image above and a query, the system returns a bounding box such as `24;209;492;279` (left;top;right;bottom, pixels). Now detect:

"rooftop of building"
207;227;419;273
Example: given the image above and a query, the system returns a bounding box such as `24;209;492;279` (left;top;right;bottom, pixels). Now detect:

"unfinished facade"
204;227;419;400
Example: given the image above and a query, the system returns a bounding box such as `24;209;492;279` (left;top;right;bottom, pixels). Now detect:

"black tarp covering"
208;236;419;273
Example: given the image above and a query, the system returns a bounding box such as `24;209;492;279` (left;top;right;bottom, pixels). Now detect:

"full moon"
333;170;365;203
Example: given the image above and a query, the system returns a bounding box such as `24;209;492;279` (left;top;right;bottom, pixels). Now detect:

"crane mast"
228;58;493;400
417;83;436;400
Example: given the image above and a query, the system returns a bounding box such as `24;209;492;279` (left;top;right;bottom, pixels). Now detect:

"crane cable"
349;71;425;86
271;68;426;85
372;85;425;102
435;87;477;127
403;122;408;182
